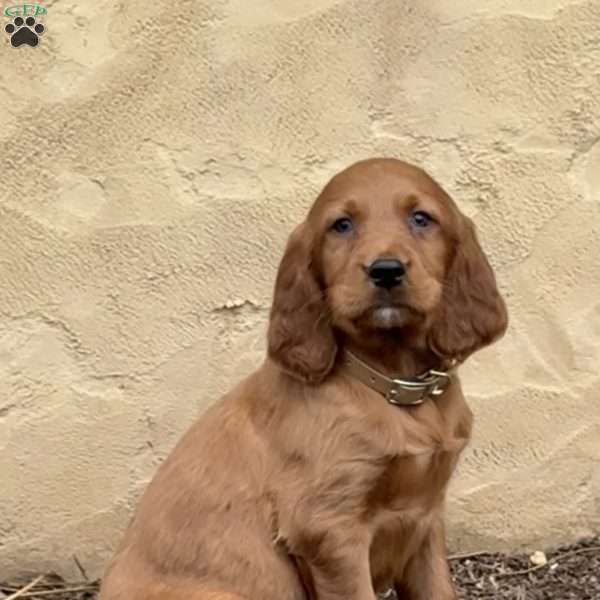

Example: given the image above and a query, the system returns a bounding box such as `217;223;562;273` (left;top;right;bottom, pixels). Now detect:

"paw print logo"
5;16;44;47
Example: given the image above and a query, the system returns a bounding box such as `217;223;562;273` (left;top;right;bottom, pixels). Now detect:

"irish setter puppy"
99;158;508;600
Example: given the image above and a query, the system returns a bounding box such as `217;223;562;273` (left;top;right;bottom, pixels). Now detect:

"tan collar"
341;350;456;406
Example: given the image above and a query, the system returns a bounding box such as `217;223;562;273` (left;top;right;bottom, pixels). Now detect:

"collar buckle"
385;370;451;406
385;385;425;406
342;350;455;407
425;369;452;396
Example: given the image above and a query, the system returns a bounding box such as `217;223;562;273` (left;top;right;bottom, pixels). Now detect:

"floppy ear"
428;217;508;362
267;223;337;383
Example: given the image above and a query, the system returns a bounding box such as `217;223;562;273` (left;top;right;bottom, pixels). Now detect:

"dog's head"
268;158;508;383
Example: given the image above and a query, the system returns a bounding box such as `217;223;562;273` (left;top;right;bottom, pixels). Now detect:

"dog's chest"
367;417;470;591
374;439;465;511
374;399;470;495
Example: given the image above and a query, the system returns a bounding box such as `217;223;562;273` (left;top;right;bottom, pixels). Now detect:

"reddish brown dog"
99;158;508;600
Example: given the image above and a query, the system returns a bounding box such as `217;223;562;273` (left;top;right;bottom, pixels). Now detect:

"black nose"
367;258;406;289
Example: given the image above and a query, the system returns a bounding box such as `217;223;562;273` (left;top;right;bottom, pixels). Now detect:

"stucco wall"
1;0;599;580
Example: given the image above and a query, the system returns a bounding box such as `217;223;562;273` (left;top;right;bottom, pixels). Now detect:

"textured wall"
1;0;599;580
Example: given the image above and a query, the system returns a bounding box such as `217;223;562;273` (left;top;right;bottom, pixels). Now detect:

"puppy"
99;158;508;600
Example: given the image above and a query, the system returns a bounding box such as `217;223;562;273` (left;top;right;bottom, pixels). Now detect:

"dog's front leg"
287;526;376;600
395;518;457;600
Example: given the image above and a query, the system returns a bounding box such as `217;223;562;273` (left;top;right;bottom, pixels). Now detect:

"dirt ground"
447;535;600;600
1;536;598;600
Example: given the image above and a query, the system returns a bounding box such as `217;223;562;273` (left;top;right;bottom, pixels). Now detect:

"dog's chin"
369;306;411;329
356;304;422;331
331;295;425;334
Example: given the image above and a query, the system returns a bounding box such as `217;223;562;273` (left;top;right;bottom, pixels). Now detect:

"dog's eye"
331;217;354;235
409;211;433;229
